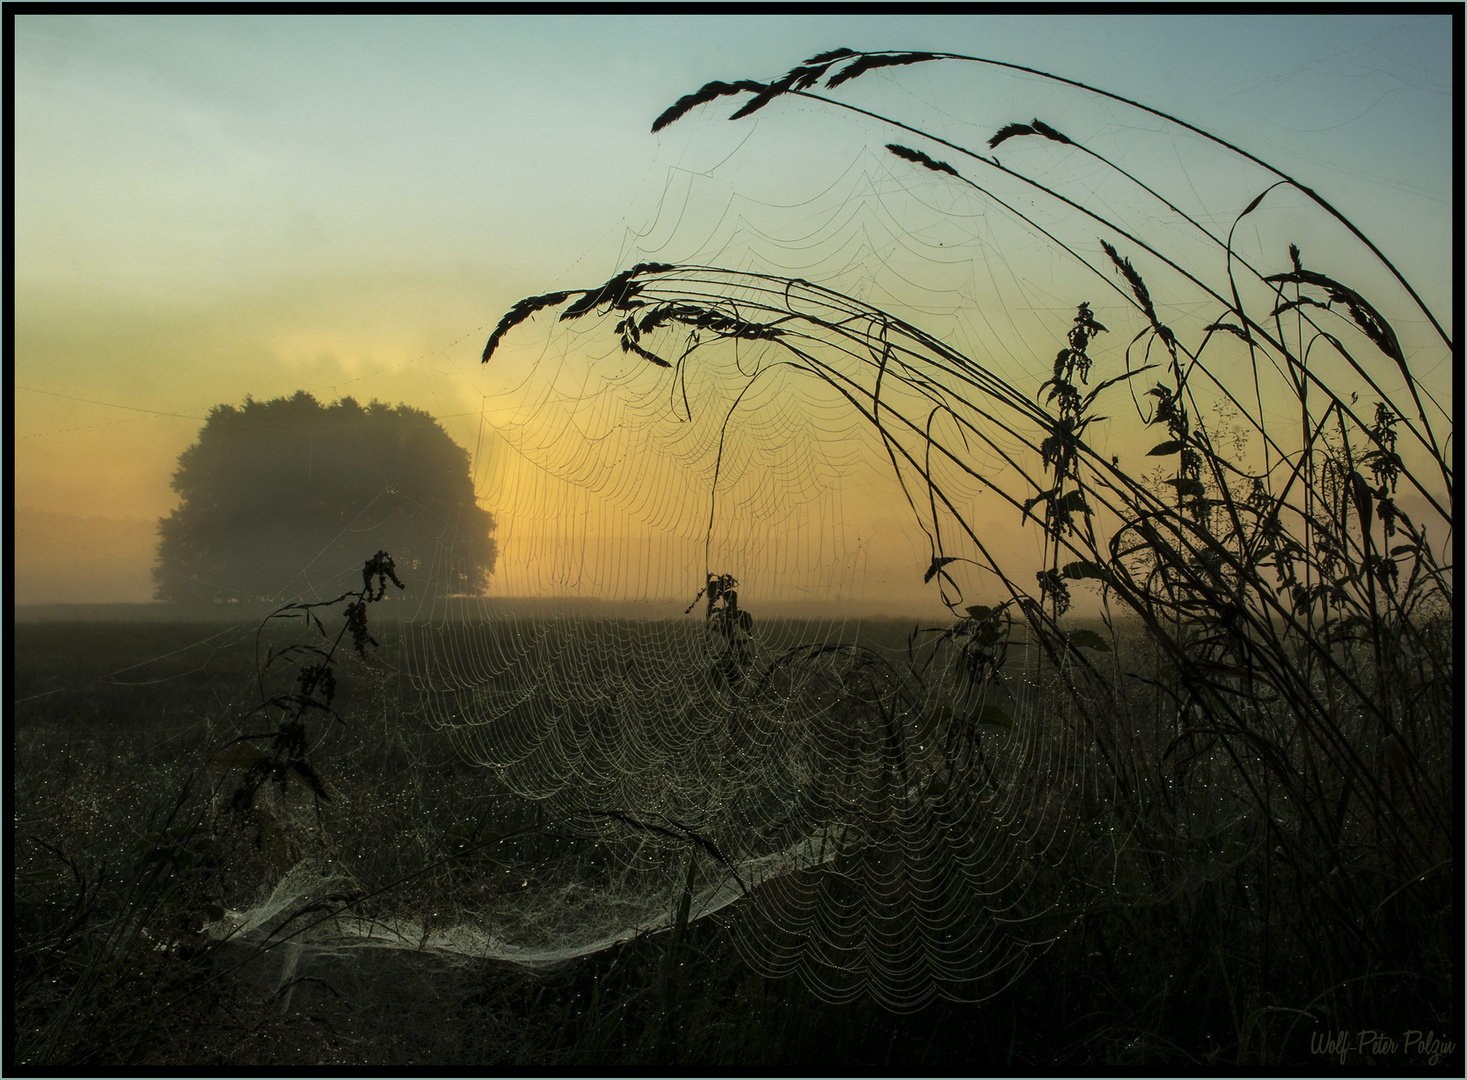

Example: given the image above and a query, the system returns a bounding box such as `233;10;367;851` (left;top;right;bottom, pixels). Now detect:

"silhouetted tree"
154;392;497;602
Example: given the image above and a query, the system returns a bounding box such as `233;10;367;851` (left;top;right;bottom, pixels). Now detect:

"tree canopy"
154;392;497;603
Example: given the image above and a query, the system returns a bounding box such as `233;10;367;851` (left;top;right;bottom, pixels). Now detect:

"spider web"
216;55;1451;1011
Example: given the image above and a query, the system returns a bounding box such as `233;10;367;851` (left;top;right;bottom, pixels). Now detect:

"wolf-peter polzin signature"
1311;1030;1455;1066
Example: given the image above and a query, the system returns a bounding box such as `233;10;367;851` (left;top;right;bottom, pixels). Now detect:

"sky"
13;14;1454;608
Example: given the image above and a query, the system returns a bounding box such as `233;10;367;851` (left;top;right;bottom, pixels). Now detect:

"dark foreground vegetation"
12;606;1455;1070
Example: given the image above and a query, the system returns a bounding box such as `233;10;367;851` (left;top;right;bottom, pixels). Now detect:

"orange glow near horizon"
13;16;1452;612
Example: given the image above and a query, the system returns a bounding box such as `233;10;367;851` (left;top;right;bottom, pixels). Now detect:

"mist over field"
14;508;157;604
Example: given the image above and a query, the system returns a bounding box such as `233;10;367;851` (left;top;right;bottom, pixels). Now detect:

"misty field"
12;600;1454;1068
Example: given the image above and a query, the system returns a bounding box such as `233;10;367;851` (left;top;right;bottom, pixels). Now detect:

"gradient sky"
13;14;1454;607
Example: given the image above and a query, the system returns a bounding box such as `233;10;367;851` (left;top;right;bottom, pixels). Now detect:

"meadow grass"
11;603;1453;1067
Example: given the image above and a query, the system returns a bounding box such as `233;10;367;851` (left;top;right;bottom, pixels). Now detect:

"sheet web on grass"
217;55;1451;1011
381;279;1091;1008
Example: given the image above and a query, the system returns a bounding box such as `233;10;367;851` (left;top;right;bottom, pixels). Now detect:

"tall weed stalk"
13;553;404;1067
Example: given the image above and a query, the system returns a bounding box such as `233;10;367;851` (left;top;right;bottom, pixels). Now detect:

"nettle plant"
686;572;756;685
15;552;406;1067
225;551;405;836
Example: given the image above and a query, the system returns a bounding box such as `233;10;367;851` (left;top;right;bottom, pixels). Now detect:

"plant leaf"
923;556;960;584
1022;487;1058;523
1163;477;1207;499
1068;629;1110;652
1059;490;1092;515
1061;560;1107;581
1147;440;1183;456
